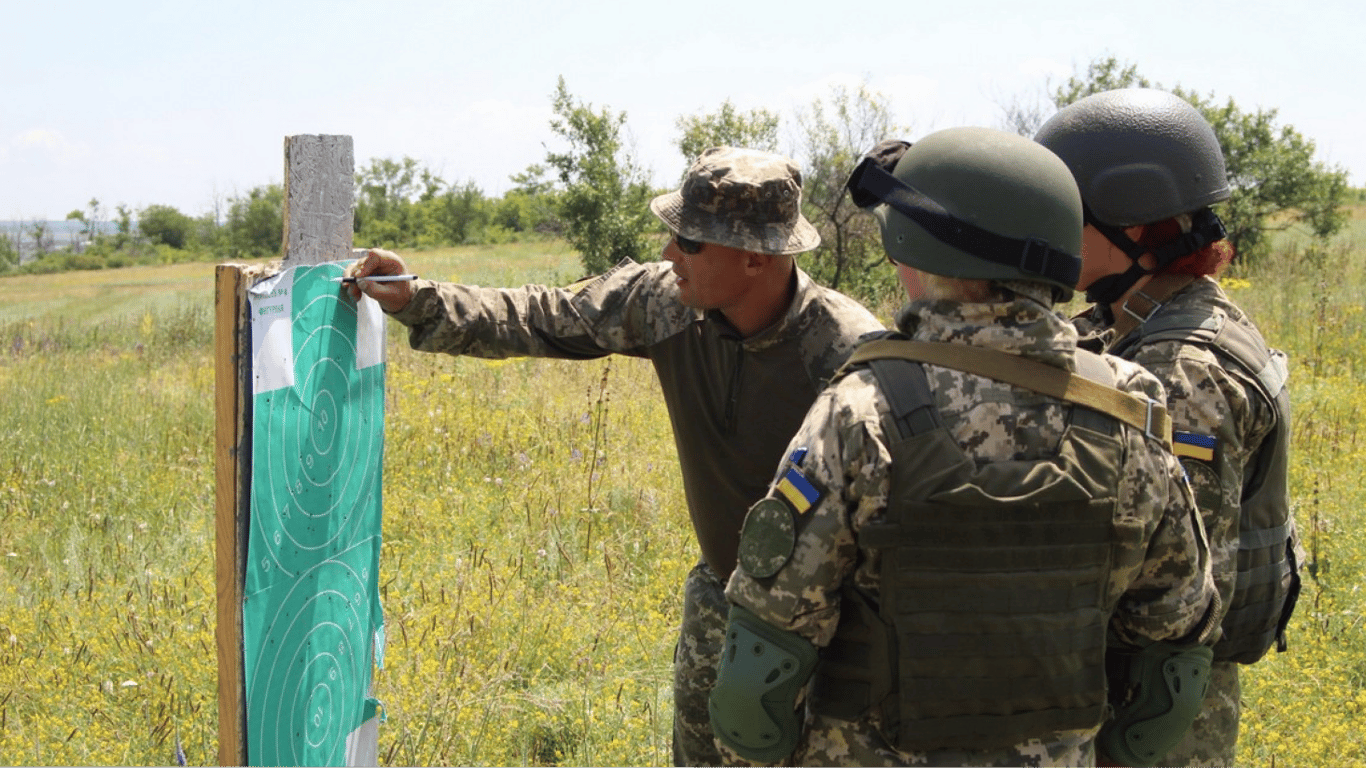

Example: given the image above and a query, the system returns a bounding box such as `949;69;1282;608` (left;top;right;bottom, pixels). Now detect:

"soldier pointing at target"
346;146;884;765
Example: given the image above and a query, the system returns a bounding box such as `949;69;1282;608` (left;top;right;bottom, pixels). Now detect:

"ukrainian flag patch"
1173;431;1216;462
776;448;821;514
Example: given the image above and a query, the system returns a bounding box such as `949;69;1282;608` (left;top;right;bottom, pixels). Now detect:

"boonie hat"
650;147;821;255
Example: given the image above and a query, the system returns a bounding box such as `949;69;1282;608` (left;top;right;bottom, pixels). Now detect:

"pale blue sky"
3;0;1362;220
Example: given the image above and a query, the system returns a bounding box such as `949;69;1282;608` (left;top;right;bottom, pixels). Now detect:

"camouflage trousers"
797;711;1097;767
710;705;1092;765
672;561;730;767
1161;660;1240;766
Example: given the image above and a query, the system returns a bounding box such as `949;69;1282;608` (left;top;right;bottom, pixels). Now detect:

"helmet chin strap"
1083;207;1227;305
1084;213;1153;304
1085;261;1149;305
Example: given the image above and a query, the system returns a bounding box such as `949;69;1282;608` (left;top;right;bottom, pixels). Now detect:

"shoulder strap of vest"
1105;273;1198;352
846;339;1172;450
1214;321;1290;401
862;356;941;439
1117;288;1289;403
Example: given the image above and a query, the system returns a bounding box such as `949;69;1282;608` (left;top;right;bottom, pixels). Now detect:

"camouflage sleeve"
1106;362;1218;647
1129;340;1274;625
725;372;892;648
386;259;692;359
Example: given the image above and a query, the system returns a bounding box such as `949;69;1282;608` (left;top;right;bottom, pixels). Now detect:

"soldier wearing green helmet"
711;126;1218;766
1037;88;1303;767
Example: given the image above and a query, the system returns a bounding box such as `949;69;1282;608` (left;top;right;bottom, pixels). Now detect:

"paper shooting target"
245;262;386;766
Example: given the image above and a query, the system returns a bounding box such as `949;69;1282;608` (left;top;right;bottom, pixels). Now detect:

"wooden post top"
281;134;355;269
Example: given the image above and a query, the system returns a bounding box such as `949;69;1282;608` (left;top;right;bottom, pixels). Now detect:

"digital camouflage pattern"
674;562;768;767
726;281;1216;766
387;257;883;766
649;147;822;255
1076;276;1287;766
798;711;1097;768
1075;278;1273;624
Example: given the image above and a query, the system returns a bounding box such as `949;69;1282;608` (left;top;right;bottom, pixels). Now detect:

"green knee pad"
708;605;818;763
1100;641;1214;766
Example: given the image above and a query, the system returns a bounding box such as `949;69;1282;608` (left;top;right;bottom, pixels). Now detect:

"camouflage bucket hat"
650;147;821;255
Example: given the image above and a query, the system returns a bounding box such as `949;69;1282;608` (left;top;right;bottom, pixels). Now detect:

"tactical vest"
809;338;1153;752
1111;301;1300;664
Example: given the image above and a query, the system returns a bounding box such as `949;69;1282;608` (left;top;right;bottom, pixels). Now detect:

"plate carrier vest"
1110;294;1300;664
807;336;1168;751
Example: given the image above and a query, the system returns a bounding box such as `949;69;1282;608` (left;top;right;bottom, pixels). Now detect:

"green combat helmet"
1034;88;1232;303
845;126;1083;297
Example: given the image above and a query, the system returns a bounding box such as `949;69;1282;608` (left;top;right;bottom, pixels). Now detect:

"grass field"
1;221;1364;766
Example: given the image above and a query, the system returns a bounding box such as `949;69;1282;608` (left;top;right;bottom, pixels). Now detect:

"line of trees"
544;57;1350;304
2;164;568;276
1006;56;1350;265
4;56;1351;309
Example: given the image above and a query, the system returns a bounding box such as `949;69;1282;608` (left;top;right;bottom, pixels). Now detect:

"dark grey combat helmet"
845;126;1083;297
1034;88;1230;226
1035;88;1231;303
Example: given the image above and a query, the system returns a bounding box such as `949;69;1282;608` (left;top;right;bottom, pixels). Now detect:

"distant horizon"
2;219;124;232
2;219;123;263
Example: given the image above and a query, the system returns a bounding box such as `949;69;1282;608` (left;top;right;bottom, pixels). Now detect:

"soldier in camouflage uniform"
710;128;1218;767
346;146;884;766
1038;89;1302;767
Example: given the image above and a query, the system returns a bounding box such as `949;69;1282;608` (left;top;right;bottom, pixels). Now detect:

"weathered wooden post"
214;135;359;766
214;256;253;767
280;135;356;271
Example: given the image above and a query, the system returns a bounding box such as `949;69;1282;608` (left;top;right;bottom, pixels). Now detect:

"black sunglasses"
674;234;705;255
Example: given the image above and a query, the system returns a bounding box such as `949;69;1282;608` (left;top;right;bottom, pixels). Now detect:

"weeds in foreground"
0;238;1362;765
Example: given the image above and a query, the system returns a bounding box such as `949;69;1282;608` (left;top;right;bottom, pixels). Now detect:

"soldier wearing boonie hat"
650;146;822;256
346;146;884;766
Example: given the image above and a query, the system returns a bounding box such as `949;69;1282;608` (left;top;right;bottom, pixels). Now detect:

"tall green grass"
0;225;1363;765
1225;213;1366;765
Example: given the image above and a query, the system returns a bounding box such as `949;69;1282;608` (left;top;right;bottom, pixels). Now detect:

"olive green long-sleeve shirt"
387;258;884;577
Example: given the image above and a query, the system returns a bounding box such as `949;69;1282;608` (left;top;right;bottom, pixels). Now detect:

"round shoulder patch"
1179;457;1223;515
737;497;796;579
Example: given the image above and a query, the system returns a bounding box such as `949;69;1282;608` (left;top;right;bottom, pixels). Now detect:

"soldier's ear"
742;250;771;276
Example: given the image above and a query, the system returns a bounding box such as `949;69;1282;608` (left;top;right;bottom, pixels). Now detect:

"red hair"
1139;213;1235;276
